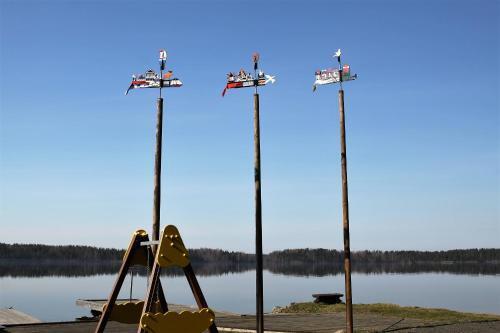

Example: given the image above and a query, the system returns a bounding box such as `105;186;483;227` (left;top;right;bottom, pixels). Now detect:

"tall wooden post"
338;89;353;333
152;97;163;253
253;93;264;333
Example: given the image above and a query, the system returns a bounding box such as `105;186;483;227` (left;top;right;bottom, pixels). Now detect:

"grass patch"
274;302;500;322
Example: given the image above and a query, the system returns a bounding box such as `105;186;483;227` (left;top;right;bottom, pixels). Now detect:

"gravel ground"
1;316;498;332
384;320;500;332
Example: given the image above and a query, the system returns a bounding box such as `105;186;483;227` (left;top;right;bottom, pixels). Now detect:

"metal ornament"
125;70;182;95
222;53;275;97
313;48;357;92
126;50;182;95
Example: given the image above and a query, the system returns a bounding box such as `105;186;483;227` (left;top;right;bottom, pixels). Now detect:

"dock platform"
2;307;499;332
0;313;401;332
4;313;495;332
0;309;41;325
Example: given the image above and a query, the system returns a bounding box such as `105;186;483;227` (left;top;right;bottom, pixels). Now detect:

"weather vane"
312;48;357;92
123;49;183;263
221;52;275;97
125;49;183;95
222;53;275;333
313;48;358;333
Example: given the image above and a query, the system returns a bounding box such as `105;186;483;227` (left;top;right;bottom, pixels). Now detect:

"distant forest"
0;243;253;263
266;248;500;264
1;243;498;264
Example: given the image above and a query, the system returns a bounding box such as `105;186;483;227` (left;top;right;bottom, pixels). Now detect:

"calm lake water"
1;269;499;322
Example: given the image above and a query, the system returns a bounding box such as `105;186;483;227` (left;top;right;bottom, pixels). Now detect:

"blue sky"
0;0;498;251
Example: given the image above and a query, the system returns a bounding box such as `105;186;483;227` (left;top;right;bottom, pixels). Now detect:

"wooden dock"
2;306;499;332
0;313;396;332
2;312;488;332
0;309;41;325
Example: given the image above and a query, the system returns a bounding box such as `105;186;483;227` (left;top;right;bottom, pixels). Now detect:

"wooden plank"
5;312;499;332
0;309;41;325
0;313;442;332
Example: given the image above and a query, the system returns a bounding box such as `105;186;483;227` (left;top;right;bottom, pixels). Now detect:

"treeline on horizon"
266;248;500;264
1;243;498;264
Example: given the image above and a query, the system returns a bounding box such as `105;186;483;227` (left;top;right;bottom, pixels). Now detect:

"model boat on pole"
126;50;183;95
125;70;183;95
222;68;275;96
313;49;357;91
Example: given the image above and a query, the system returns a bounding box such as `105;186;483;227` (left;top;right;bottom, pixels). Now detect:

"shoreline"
2;302;500;333
273;301;500;318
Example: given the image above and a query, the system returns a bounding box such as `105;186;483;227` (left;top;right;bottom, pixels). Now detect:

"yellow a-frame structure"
95;225;218;333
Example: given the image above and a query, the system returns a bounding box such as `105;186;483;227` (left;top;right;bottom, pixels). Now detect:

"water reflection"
1;259;498;277
267;261;500;276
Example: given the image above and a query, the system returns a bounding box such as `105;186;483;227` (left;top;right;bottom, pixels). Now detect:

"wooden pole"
253;93;264;333
338;89;353;333
152;97;163;253
95;232;147;333
183;264;219;333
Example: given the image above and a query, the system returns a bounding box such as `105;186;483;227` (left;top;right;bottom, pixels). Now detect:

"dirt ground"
383;320;500;332
1;314;499;332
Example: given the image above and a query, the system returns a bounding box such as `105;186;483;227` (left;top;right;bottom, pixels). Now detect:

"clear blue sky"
1;0;498;251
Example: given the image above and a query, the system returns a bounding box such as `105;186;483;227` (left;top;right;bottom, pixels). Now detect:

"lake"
1;264;499;322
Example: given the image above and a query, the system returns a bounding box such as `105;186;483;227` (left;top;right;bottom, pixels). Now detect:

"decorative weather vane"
124;50;183;261
221;52;275;97
313;49;357;333
125;49;183;95
222;53;274;333
312;48;357;92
